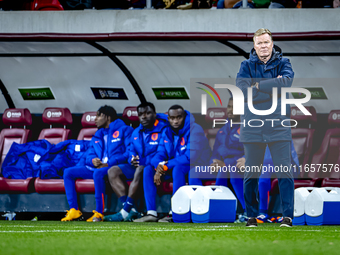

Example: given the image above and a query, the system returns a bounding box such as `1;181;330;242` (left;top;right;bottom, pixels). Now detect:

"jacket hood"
109;118;126;130
250;45;282;64
177;110;194;136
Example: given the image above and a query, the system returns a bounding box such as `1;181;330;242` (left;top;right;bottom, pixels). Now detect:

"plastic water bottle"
2;212;16;221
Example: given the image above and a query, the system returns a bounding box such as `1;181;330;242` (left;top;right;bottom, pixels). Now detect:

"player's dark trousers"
243;141;294;218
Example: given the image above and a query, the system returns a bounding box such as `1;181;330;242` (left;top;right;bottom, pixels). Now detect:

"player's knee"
143;166;153;178
134;165;145;178
63;167;72;179
108;166;120;179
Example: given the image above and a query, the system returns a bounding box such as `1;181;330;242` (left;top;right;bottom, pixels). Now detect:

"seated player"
210;97;247;222
104;102;168;222
134;105;211;223
61;105;133;222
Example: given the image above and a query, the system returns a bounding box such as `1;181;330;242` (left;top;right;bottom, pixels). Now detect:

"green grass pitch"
0;221;340;255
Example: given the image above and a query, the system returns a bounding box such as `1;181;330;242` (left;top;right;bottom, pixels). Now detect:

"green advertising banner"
19;87;55;100
291;87;328;100
152;87;189;100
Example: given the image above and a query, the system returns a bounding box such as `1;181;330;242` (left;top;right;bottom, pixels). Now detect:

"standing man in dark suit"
236;28;295;227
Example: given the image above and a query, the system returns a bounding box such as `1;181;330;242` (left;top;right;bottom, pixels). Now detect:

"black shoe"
280;217;293;227
246;217;257;227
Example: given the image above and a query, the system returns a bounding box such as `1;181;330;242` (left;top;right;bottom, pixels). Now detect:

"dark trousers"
243;141;294;218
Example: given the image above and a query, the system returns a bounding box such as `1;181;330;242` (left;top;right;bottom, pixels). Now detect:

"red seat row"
22;0;64;10
0;106;141;194
0;107;95;193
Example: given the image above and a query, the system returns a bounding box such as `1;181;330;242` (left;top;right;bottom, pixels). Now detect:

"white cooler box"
305;187;340;225
191;186;237;223
172;185;201;223
293;187;316;225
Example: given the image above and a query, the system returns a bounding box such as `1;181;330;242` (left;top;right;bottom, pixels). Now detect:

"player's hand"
97;163;108;169
154;172;162;186
156;161;168;175
131;155;140;167
212;159;225;168
236;157;245;169
277;75;282;78
92;158;102;167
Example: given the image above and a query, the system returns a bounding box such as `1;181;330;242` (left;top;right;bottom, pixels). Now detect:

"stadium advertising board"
19;87;55;100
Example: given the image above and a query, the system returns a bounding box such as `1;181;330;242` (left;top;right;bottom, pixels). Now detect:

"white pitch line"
0;228;329;233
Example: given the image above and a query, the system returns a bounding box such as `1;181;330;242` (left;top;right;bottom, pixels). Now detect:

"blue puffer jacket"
39;140;91;179
129;113;168;166
210;119;244;167
1;140;53;179
2;140;90;179
85;119;133;169
151;110;211;169
236;46;294;143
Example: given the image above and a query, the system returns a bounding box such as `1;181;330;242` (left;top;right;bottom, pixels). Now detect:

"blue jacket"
236;46;294;143
1;140;90;179
85;119;133;169
151;110;211;170
1;140;53;179
39;140;91;179
129;114;168;166
210;119;244;167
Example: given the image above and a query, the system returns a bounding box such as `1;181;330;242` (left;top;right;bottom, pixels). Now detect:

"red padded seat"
291;106;317;178
0;177;35;193
34;177;65;193
204;107;228;150
203;180;216;186
122;106;139;128
75;179;95;193
38;107;72;144
0;108;34;193
158;181;173;194
316;110;340;187
0;108;32;167
23;0;64;10
77;112;97;141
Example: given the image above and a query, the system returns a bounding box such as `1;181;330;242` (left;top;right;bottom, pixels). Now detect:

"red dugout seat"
0;108;32;168
315;110;340;187
35;107;72;193
38;107;72;145
75;112;98;193
122;106;140;128
204;107;228;150
291;106;317;177
23;0;64;10
0;108;34;193
77;112;97;141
